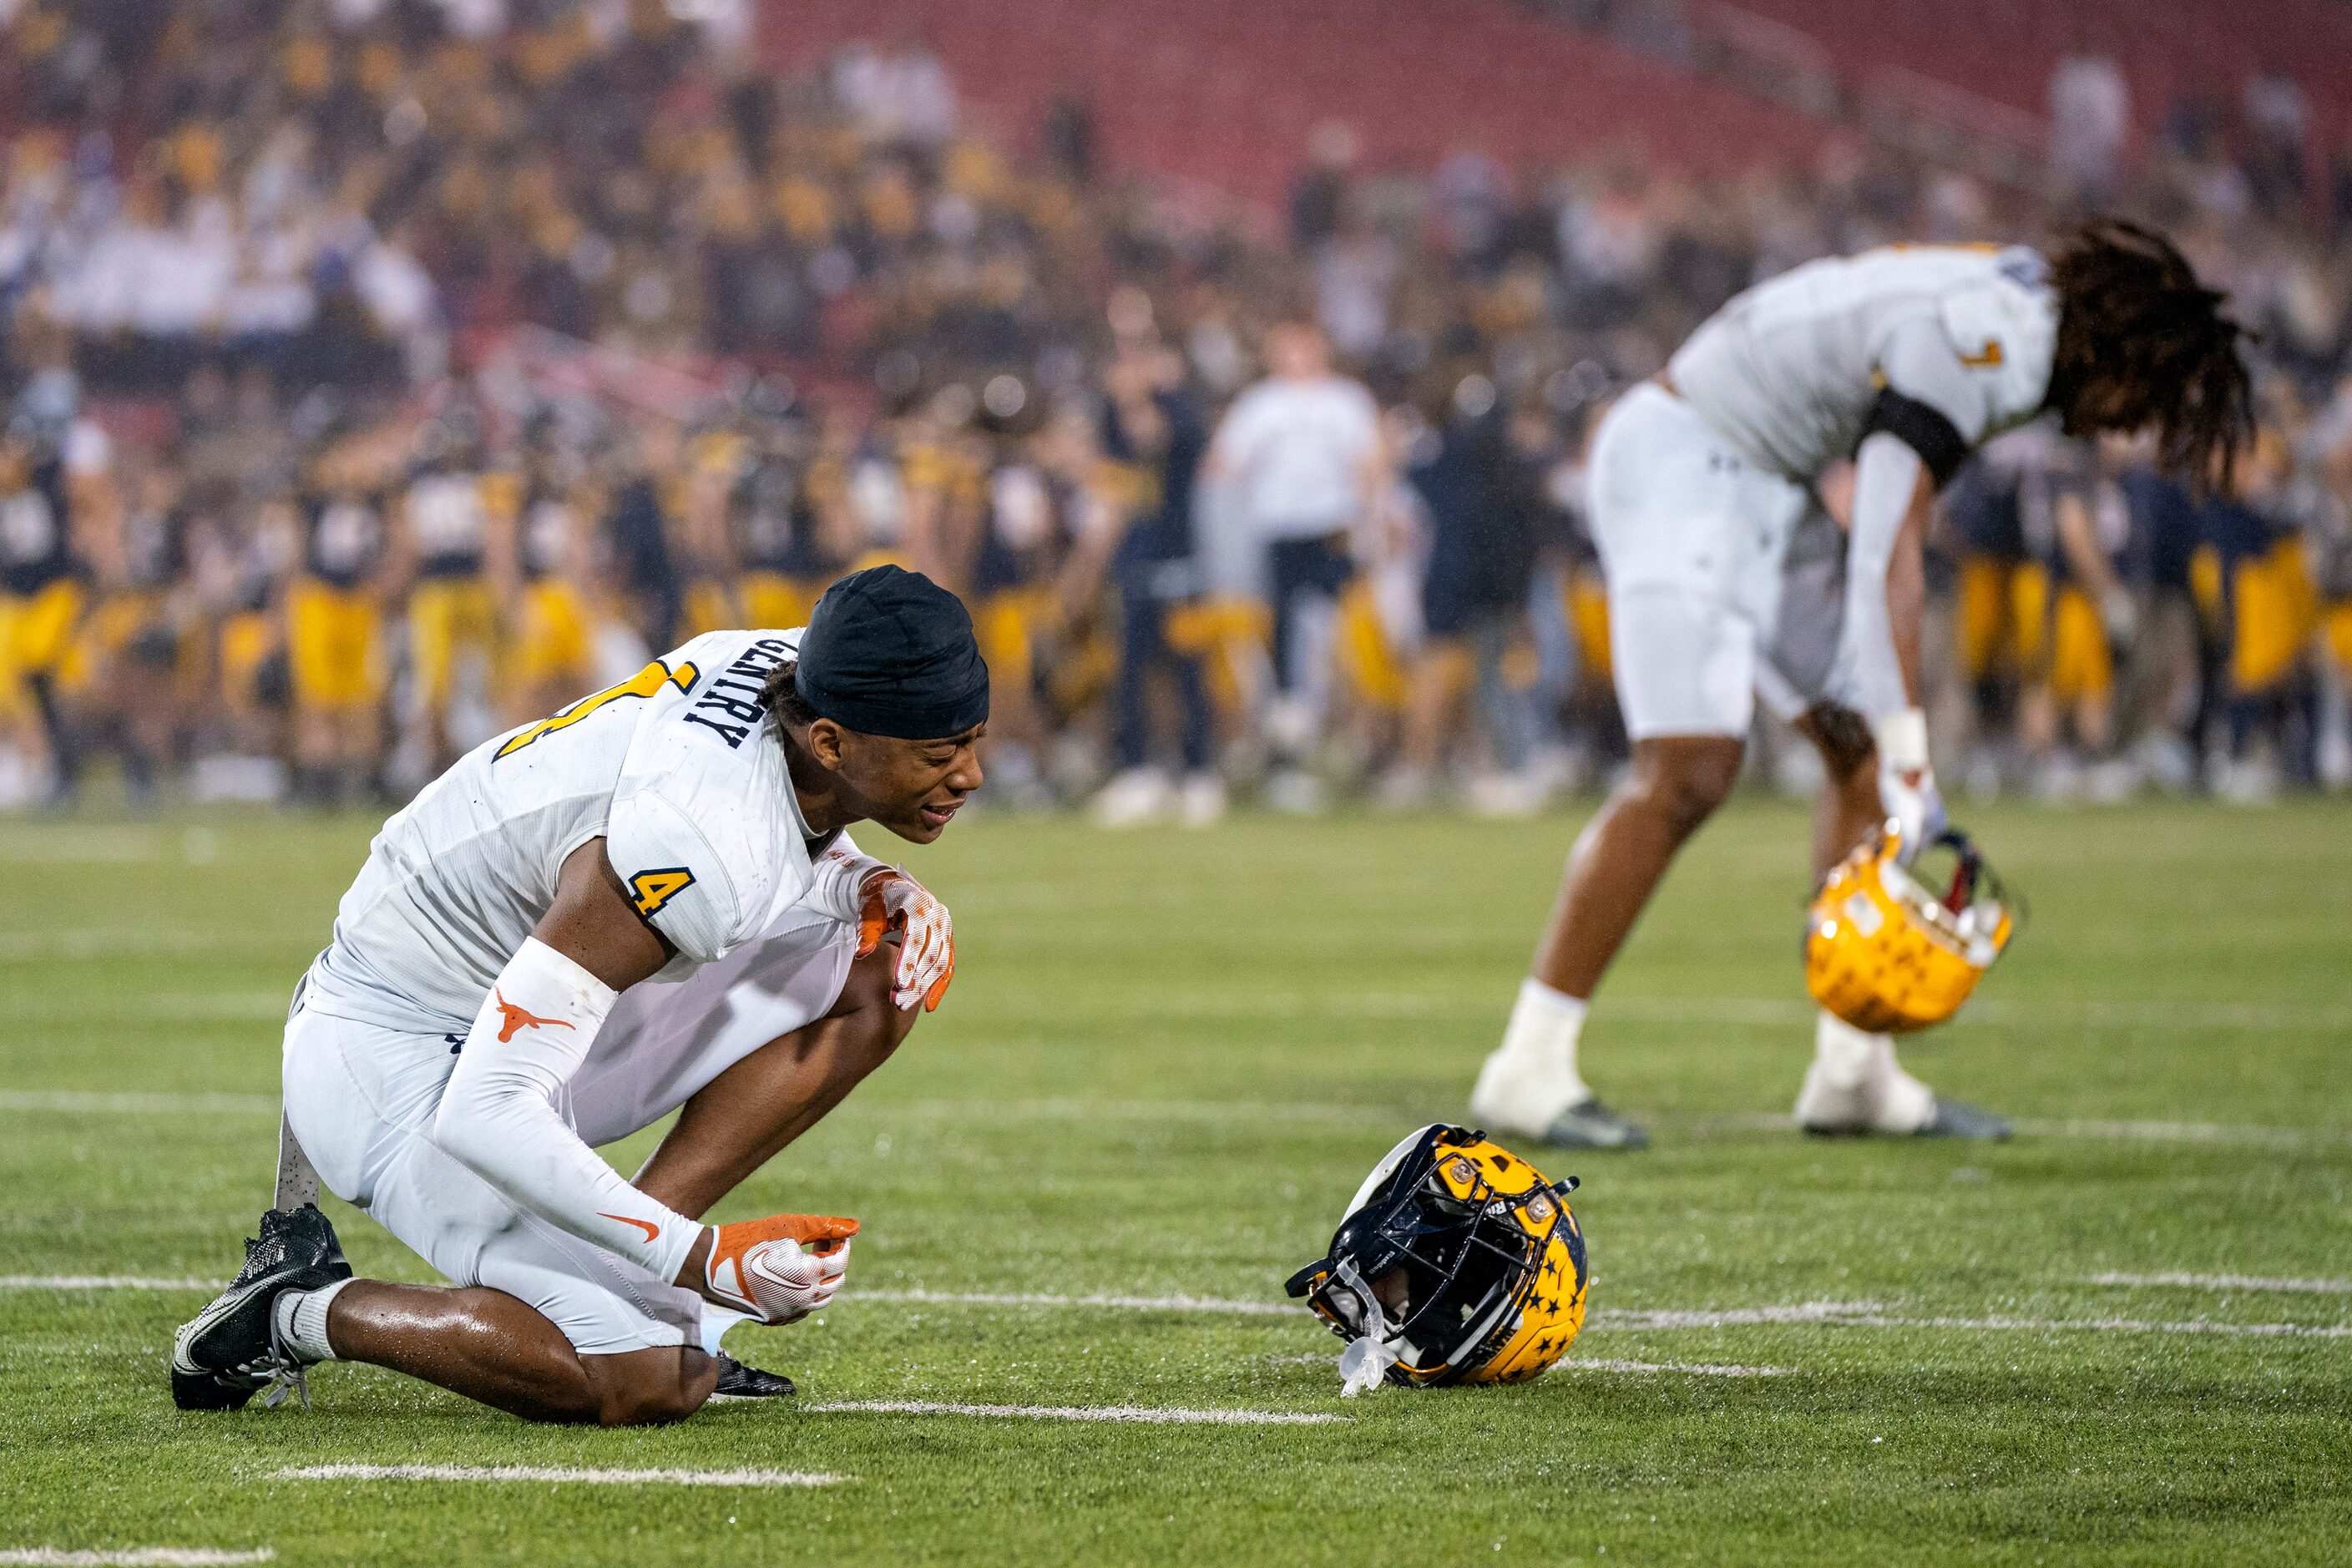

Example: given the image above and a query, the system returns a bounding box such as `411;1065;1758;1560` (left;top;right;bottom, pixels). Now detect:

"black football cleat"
1532;1099;1650;1151
1800;1095;2013;1141
170;1204;351;1412
1914;1096;2013;1141
707;1353;797;1400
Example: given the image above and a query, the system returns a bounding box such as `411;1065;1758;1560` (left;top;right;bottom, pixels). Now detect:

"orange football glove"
702;1213;859;1324
857;867;954;1011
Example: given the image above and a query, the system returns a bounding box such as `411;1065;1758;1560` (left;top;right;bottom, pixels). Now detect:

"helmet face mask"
1287;1125;1589;1388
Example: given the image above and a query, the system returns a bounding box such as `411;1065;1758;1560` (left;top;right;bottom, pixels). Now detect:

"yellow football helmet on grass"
1286;1125;1587;1389
1807;821;2015;1034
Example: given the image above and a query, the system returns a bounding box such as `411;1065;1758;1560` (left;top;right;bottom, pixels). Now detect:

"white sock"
1811;1009;1881;1091
1869;1034;1935;1132
1807;1009;1935;1133
699;1305;748;1358
1470;979;1592;1131
273;1277;353;1363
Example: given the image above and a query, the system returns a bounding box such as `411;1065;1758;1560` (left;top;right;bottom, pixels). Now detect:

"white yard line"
0;1552;274;1566
1559;1358;1793;1377
2085;1272;2352;1296
266;1464;839;1487
862;1289;2352;1339
0;928;299;962
9;995;292;1025
11;1085;2347;1152
0;828;164;864
801;1400;1346;1425
1262;1352;1795;1376
857;1287;1302;1316
1591;1300;2352;1340
0;1275;222;1291
1085;993;2352;1032
862;1097;1402;1127
2011;1118;2352;1151
1603;995;2352;1032
1982;999;2352;1032
1830;1312;2352;1340
0;1091;278;1116
1594;1301;1879;1330
5;1272;2339;1343
1674;1111;2352;1151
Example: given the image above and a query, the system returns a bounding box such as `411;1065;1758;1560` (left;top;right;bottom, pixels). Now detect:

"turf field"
2;797;2349;1565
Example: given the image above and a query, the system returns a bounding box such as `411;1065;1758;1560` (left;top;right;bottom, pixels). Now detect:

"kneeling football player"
173;565;984;1424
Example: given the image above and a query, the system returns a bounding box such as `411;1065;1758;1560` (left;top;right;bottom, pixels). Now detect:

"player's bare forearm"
632;943;918;1220
534;838;674;993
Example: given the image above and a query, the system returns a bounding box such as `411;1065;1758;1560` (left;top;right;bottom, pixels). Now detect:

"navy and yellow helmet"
1286;1125;1588;1387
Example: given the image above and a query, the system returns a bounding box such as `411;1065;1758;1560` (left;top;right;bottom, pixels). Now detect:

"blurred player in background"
0;432;80;802
2012;431;2137;799
2198;426;2319;803
1469;221;2253;1150
79;457;188;807
1090;321;1221;827
1201;321;1383;812
397;414;503;773
288;457;387;807
503;427;605;725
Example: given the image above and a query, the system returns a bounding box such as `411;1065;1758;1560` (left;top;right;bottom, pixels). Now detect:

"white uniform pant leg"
281;1004;702;1356
1757;502;1850;722
569;905;862;1149
1586;383;1810;740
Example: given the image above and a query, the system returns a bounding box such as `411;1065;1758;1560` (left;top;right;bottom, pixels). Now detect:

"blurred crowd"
2;0;2349;817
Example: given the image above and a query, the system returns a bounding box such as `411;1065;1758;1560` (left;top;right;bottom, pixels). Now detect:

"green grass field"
2;798;2349;1565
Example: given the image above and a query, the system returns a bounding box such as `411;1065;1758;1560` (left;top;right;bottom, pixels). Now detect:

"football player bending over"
1470;220;2252;1150
173;565;985;1424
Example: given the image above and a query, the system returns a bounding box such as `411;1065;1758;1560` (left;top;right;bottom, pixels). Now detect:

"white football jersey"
307;628;827;1034
1212;373;1382;539
406;473;488;563
1669;245;2059;482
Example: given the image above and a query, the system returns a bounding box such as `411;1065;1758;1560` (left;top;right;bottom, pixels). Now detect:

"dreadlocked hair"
761;659;822;741
2047;216;2253;492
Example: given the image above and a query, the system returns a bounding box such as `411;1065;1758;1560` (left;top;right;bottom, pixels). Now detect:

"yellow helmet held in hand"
1807;821;2015;1034
1286;1125;1588;1388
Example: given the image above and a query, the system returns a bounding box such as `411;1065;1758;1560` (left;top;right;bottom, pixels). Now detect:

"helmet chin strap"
1332;1257;1402;1397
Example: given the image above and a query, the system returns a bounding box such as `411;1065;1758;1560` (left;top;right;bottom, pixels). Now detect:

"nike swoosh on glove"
705;1213;859;1325
858;868;955;1011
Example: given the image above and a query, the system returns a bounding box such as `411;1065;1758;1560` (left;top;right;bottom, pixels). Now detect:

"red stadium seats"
763;0;1830;204
1716;0;2344;149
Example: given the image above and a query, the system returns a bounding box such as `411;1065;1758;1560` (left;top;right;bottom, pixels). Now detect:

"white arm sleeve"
1838;318;1990;725
1841;432;1926;723
804;837;885;924
431;938;698;1282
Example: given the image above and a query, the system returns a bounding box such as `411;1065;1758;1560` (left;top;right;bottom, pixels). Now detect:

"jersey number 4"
495;660;701;761
628;867;695;918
